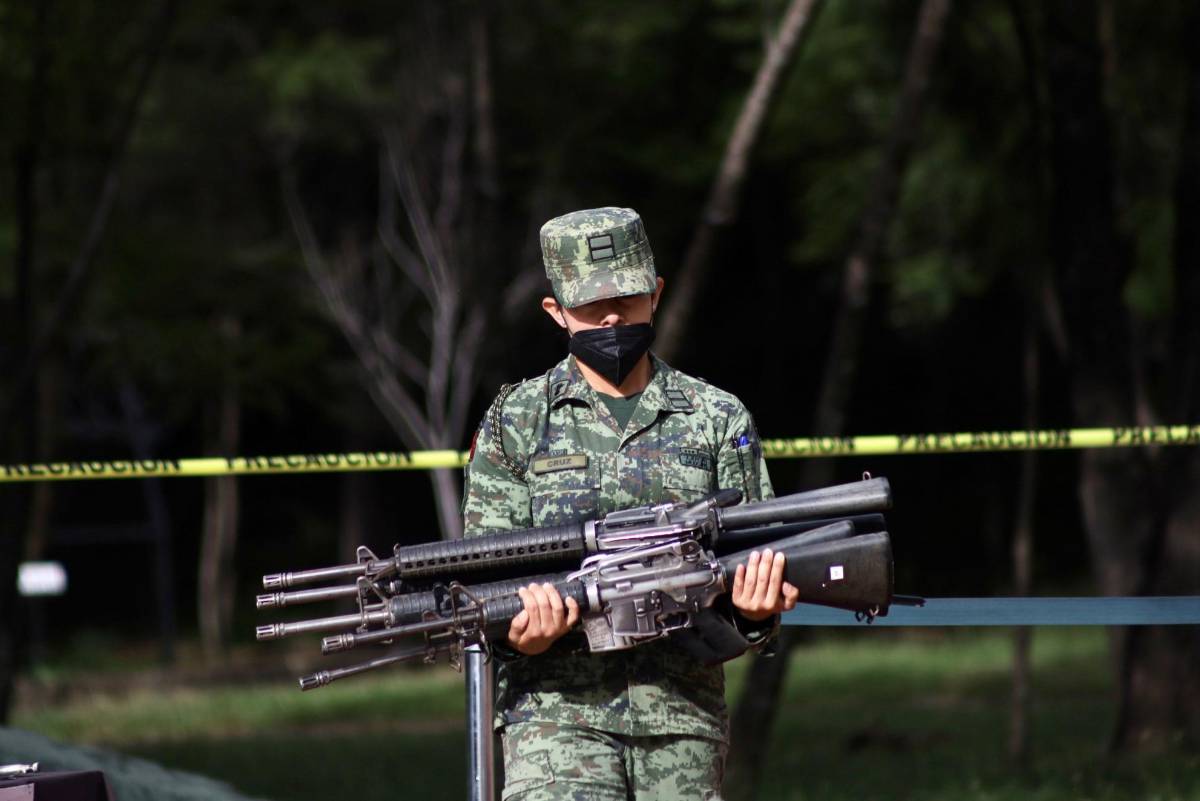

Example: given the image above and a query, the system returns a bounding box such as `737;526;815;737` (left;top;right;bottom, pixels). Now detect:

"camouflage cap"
540;207;657;308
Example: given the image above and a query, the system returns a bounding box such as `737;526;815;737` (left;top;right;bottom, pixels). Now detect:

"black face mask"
567;323;656;387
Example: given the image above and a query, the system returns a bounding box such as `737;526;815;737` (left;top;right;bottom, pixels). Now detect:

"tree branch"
378;142;434;297
385;130;453;295
726;1;953;797
282;168;432;445
0;0;179;437
656;0;823;363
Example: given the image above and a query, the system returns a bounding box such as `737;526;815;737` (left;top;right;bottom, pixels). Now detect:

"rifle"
255;476;912;689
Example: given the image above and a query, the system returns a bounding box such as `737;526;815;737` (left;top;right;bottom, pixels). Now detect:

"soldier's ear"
541;296;569;329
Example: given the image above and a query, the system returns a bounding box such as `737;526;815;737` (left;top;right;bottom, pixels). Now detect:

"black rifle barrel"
713;513;885;552
717;478;891;530
299;650;415;691
263;562;386;590
255;605;389;641
257;583;361;609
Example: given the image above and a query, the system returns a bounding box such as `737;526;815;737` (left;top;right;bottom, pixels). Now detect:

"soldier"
463;207;799;800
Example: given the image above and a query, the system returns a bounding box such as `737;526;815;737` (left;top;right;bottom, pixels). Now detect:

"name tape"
1;425;1197;483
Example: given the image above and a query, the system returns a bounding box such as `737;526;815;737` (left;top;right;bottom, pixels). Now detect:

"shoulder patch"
551;379;570;400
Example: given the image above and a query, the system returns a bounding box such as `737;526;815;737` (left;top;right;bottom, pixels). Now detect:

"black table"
0;771;113;801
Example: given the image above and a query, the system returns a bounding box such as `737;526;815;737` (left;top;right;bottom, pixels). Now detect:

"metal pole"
466;645;496;801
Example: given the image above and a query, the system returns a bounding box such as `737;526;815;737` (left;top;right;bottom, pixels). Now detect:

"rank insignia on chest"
678;448;713;471
530;453;589;474
664;388;693;412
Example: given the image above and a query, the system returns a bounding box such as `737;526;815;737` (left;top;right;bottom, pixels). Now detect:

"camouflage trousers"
500;721;728;800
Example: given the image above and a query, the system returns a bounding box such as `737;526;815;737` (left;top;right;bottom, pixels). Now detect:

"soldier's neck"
577;355;653;398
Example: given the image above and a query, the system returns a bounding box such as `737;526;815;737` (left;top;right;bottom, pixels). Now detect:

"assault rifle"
255;476;914;689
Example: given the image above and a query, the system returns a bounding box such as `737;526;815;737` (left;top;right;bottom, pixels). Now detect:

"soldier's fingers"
519;585;542;635
751;548;774;605
528;583;554;635
508;609;529;641
732;563;746;599
544;583;565;630
739;552;760;603
782;582;800;611
765;552;786;604
564;596;580;628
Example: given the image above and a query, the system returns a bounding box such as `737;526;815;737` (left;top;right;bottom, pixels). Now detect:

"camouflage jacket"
462;354;773;742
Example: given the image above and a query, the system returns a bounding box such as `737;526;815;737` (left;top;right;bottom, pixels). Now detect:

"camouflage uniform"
462;208;773;800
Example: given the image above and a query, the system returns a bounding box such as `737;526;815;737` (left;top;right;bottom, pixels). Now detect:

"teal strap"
782;596;1200;627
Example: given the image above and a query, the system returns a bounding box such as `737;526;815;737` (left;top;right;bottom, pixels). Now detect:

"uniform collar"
546;355;591;406
548;353;694;414
640;354;695;414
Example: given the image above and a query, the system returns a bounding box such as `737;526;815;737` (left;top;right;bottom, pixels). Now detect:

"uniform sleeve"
716;402;781;652
716;404;773;503
461;391;538;663
461;391;533;536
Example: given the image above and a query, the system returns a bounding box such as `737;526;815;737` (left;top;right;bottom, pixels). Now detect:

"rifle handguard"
387;572;570;626
395;523;586;581
479;579;592;633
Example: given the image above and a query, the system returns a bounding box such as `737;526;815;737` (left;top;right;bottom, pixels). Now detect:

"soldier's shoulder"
481;365;555;430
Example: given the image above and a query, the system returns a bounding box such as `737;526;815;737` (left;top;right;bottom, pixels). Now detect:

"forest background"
0;1;1197;799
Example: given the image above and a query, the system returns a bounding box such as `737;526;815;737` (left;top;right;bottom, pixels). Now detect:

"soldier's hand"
731;548;801;622
508;582;581;656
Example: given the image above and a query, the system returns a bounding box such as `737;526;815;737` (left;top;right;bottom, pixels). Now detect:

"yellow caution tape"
2;426;1197;483
761;425;1200;457
0;451;468;482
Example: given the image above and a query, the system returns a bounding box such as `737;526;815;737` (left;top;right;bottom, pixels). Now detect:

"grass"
22;664;464;745
13;628;1200;801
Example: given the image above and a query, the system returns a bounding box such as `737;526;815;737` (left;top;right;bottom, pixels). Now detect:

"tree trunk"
1006;1;1054;762
1109;2;1200;751
118;382;177;664
0;0;51;724
430;467;464;540
0;489;27;724
470;8;499;202
25;364;60;564
1043;0;1200;752
1;0;177;436
199;321;242;662
1009;313;1039;765
339;476;373;563
1044;0;1145;746
656;0;824;363
725;2;952;797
